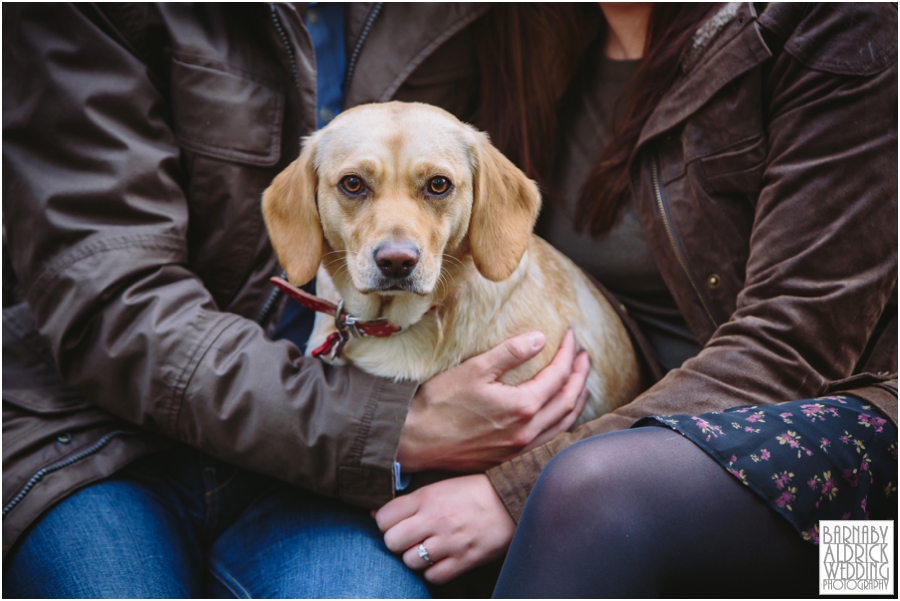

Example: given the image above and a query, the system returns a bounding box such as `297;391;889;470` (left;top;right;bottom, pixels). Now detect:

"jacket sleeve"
487;7;898;520
3;4;415;508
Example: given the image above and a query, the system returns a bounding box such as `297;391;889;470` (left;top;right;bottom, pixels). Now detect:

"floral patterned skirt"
635;395;897;544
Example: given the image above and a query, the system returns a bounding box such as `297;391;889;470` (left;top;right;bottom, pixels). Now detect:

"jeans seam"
202;467;217;533
208;558;252;599
205;470;238;496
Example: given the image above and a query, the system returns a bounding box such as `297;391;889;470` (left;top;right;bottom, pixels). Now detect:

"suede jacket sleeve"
487;4;898;520
3;3;416;508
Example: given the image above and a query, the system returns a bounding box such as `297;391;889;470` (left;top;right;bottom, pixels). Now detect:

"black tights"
493;427;818;598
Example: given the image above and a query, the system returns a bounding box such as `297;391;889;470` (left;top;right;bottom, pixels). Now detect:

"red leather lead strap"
270;277;339;316
269;277;402;359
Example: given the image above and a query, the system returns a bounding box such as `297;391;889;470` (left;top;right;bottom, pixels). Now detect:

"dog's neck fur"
321;243;531;381
326;240;507;330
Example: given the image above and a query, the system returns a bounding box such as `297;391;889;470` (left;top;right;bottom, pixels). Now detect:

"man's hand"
398;330;590;472
375;474;516;585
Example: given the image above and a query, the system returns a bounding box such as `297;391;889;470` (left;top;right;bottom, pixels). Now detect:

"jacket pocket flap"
822;372;897;395
699;135;767;194
170;57;284;167
3;389;91;415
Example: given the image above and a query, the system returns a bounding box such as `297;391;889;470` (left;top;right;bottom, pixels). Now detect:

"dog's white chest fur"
307;239;641;425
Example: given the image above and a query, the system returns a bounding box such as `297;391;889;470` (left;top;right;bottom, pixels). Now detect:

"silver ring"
417;543;433;565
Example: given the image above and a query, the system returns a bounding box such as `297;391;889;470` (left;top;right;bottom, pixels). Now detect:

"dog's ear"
469;131;542;282
261;138;322;286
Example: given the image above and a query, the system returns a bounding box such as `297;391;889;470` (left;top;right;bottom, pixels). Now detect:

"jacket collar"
637;2;772;149
343;2;492;107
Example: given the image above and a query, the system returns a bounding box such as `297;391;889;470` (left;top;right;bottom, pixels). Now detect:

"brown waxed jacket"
486;2;898;519
2;2;490;557
2;1;897;560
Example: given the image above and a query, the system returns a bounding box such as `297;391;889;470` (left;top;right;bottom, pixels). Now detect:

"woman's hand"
398;330;590;472
375;474;516;584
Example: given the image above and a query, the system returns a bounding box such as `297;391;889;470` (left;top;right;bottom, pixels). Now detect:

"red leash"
269;277;402;359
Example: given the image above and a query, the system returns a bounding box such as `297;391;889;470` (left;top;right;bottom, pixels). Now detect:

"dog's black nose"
374;243;419;278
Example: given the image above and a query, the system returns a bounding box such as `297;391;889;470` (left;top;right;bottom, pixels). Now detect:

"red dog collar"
269;277;402;359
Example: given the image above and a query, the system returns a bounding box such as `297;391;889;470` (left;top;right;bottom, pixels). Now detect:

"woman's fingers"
520;358;590;454
401;538;468;584
387;475;517;584
534;350;590;431
381;513;431;555
401;536;441;570
374;494;420;534
397;329;589;472
515;330;577;405
424;556;465;585
548;351;591;430
475;330;547;379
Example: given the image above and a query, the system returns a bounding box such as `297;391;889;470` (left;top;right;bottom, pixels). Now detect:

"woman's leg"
206;484;430;599
493;427;818;598
3;476;204;598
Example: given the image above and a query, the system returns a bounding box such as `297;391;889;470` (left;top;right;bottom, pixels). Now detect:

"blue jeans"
3;446;429;598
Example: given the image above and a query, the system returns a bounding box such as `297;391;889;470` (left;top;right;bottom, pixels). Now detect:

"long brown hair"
474;4;719;234
471;4;589;188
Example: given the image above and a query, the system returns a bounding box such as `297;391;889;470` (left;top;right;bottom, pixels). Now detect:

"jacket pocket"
698;134;767;197
170;56;284;166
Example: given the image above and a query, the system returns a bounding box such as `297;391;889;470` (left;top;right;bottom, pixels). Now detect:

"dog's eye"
340;175;364;195
427;177;451;196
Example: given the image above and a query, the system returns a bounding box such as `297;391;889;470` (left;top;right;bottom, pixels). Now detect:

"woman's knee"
524;428;730;537
524;430;665;531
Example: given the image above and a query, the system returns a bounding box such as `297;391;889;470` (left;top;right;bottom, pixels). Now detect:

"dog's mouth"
357;275;430;296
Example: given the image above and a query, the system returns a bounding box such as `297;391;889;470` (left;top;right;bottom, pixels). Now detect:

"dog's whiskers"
324;264;349;284
439;265;458;286
321;249;348;257
441;254;465;269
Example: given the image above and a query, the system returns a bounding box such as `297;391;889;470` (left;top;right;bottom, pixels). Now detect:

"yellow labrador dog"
262;102;640;424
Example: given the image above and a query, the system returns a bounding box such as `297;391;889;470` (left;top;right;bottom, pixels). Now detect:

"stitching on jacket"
168;312;242;435
377;5;492;102
782;5;896;76
347;376;384;467
782;44;895;77
29;234;186;300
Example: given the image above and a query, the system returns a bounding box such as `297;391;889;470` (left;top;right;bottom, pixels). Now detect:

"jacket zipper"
260;4;306;326
269;4;302;93
651;155;718;329
2;430;126;518
255;269;287;324
873;382;898;399
342;3;383;91
259;4;383;326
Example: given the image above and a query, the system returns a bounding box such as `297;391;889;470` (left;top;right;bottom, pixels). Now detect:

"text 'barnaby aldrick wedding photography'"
819;521;894;595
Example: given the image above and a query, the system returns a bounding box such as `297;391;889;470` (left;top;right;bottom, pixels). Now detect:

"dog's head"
262;102;540;304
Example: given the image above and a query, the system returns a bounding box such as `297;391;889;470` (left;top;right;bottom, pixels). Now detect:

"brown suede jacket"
3;2;897;558
485;2;898;519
